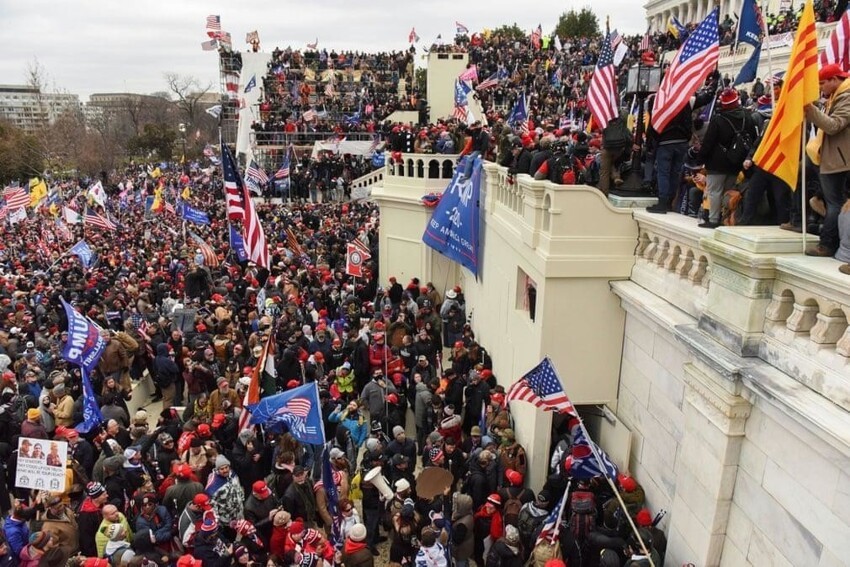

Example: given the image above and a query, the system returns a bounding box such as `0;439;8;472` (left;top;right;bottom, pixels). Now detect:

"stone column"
665;361;751;566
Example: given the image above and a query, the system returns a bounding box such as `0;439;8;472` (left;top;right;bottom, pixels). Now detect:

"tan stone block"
674;463;732;534
831;470;850;527
620;357;651;407
747;528;796;567
676;434;737;497
725;502;753;555
738;440;767;483
648;383;684;442
720;538;750;567
625;313;656;355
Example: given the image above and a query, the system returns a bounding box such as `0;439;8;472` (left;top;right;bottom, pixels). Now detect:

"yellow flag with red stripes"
752;0;819;191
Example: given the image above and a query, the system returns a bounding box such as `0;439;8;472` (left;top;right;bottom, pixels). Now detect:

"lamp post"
620;54;662;193
178;123;187;170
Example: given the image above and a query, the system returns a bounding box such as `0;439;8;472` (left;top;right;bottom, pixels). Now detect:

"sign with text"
15;437;68;491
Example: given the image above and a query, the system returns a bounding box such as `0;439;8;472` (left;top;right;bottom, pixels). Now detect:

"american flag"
476;72;500;91
368;134;381;153
164;201;176;215
286;227;304;256
302;109;316;122
587;32;619;130
651;7;720;133
452;79;469;121
456;21;469;34
188;230;220;268
246;159;269;185
3;186;29;210
223;143;268;267
820;8;850;71
610;29;622;50
506;357;576;414
570;422;619;480
531;24;543;49
223;145;245;221
274;151;291;179
536;490;568;545
83;208;116;231
206;15;221;33
639;31;652;51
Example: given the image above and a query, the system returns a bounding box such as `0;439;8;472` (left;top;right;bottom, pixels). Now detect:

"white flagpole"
761;0;776;110
801;122;808;252
547;479;571;543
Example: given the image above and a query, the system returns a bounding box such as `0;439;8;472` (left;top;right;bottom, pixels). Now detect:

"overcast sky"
0;0;647;101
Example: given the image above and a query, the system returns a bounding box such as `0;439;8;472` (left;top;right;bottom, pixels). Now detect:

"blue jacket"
3;516;28;557
329;409;368;447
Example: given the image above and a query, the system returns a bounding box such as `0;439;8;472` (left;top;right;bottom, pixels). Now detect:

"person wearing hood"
205;454;245;526
153;343;179;409
451;493;475;567
133;493;174;550
18;531;57;567
102;454;130;510
339;522;372;567
485;524;523;567
231;428;264;492
516;491;551;557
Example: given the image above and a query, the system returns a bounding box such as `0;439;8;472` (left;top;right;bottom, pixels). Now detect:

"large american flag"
639;32;652;51
476;72;500;91
83;208;116;231
587;32;619;130
274;151;291;179
452;79;469;121
820;8;850;71
246;159;269;185
223;144;245;221
223;143;268;267
651;7;719;133
3;186;29;210
206;15;221;33
506;357;576;414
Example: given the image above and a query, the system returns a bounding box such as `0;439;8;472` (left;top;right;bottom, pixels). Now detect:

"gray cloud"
0;0;646;99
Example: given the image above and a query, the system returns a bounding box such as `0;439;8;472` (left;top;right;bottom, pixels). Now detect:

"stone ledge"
713;226;805;255
775;256;850;306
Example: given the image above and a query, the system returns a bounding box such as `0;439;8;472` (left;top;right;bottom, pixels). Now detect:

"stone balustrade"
383;153;458;192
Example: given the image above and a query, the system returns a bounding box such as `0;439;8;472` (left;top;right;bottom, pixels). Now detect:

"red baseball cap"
819;63;850;82
192;493;212;510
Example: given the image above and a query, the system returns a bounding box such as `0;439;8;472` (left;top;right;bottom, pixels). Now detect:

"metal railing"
250;131;376;146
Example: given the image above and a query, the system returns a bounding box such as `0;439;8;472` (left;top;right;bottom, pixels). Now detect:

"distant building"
0;84;81;132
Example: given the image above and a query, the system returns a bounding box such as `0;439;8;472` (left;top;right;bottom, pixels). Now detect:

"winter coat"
696;107;757;174
452;494;475;561
153;343;179;387
206;472;245;525
485;539;523;567
134;505;174;545
95;515;133;558
414;382;432;429
40;506;78;562
3;516;29;557
806;79;850;174
77;498;103;557
329;408;369;448
360;379;396;419
342;539;374;567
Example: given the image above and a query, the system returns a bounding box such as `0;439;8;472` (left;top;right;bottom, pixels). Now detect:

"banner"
345;242;370;277
422;153;483;276
179;203;211;225
737;0;764;48
69;240;95;268
229;224;249;262
15;437;68;491
76;368;104;434
248;382;326;445
60;298;107;373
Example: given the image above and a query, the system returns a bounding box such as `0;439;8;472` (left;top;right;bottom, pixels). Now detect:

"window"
516;268;538;322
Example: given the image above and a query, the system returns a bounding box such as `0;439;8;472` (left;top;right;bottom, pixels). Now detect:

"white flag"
613;42;629;66
63;206;81;225
8;207;27;226
206;105;222;119
87;181;107;207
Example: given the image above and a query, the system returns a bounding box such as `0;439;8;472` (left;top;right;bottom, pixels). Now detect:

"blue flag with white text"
179;203;211;225
570;422;619;480
248;382;326;445
244;74;257;93
60;298;107;373
422;153;482;276
76;368;104;433
69;240;94;268
734;43;762;86
230;224;249;262
737;0;764;48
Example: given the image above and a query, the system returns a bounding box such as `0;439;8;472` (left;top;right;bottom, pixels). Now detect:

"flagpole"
761;0;776;110
801;122;808;252
548;360;655;565
548;479;571;543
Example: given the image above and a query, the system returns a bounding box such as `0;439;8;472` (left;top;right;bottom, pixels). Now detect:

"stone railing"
349;167;384;201
632;211;711;319
384;153;458;192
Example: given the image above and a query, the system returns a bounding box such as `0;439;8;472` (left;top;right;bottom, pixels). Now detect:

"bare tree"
25;57;50;131
163;72;213;128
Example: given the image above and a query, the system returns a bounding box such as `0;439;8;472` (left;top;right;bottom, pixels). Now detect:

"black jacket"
153;343;179;387
697;107;758;174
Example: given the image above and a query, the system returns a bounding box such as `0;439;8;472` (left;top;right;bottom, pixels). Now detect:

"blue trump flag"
69;240;94;268
422;153;482;276
737;0;764;48
230;224;249;262
60;297;107;374
734;45;762;86
76;368;104;433
244;74;257;93
248;382;326;445
508;93;528;127
322;444;342;548
179;203;211;225
569;422;619;480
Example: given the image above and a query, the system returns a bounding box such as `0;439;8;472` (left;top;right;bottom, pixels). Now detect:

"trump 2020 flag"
737;0;764;49
179;203;211;225
322;444;342;547
76;368;104;434
570;422;619;480
230;224;249;262
248;382;326;445
422;153;482;276
60;298;107;373
69;240;95;268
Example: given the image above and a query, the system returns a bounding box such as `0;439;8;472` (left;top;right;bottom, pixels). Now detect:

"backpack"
502;491;523;527
718;114;754;167
602;117;632;150
548;154;573;185
517;505;547;547
569;490;597;543
531;538;563;567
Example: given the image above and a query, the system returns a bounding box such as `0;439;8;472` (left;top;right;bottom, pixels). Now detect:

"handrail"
250;131;376;146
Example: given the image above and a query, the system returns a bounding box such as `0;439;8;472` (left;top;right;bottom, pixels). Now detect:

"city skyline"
0;0;647;99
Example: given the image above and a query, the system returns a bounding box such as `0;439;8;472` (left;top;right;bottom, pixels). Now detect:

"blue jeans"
655;142;688;205
819;171;848;251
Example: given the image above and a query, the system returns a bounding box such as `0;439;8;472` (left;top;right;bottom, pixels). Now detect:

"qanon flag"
422;153;483;276
60;298;106;373
248;382;326;445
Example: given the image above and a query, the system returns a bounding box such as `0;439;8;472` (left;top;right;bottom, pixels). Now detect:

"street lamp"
621;52;662;193
178;123;187;168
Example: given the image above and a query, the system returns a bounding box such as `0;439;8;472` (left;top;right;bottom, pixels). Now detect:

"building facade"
373;158;850;567
0;84;81;132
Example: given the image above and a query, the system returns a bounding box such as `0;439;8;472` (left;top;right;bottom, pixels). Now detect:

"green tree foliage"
128;123;177;161
554;8;601;39
492;23;527;41
0;120;44;183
